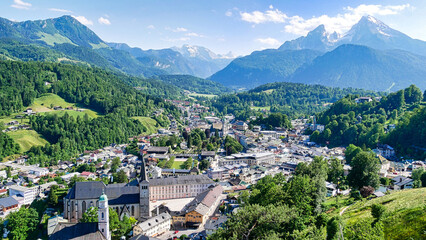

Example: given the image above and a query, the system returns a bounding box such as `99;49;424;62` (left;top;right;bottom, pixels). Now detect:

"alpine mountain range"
1;15;426;91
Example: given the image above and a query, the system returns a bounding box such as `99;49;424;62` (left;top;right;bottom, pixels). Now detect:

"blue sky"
1;0;425;55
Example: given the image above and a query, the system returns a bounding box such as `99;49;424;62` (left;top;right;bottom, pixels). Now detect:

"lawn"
7;130;48;152
341;188;426;240
132;117;159;135
171;160;186;169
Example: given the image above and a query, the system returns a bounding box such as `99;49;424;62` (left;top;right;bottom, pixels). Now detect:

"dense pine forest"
207;82;382;120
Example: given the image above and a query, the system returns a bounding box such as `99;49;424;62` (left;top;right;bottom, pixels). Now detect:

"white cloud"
225;10;233;17
256;37;281;47
11;0;31;10
284;4;411;35
186;32;205;37
240;4;411;35
98;17;111;25
147;25;155;29
174;27;188;32
72;15;93;26
240;9;288;24
49;8;72;13
164;37;190;42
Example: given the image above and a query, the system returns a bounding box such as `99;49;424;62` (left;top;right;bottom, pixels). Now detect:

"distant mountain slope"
289;44;426;91
152;75;231;95
0;15;231;78
108;43;234;78
209;49;322;89
279;25;338;52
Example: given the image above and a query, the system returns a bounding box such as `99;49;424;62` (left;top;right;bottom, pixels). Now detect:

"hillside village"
0;98;424;240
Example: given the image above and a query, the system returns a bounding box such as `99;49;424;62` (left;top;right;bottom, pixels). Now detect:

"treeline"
0;131;20;159
311;85;424;154
27;113;146;166
0;60;180;117
384;107;426;158
211;157;330;239
251;112;292;130
211;152;386;239
152;75;231;95
207;82;381;120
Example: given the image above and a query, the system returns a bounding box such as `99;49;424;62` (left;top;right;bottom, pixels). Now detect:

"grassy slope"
341;188;426;240
7;130;48;152
132;117;159;135
30;93;100;118
1;93;101;154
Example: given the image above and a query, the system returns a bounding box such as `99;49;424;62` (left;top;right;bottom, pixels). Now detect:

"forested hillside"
207;82;381;120
310;84;424;157
153;75;231;95
28;113;146;166
0;60;180;116
0;60;181;162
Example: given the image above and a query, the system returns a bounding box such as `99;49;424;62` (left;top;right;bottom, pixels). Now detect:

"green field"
30;93;100;118
171;160;186;169
188;93;217;99
7;130;48;152
250;106;271;111
132;117;159;135
342;188;426;240
262;89;274;94
0;115;29;125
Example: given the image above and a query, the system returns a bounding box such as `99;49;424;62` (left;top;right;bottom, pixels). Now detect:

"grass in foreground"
341;188;426;240
7;130;48;152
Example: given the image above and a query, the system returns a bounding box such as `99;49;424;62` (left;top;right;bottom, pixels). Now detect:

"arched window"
101;212;104;219
131;206;135;216
82;201;87;214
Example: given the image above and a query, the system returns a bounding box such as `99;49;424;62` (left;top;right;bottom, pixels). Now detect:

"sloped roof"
0;196;19;208
149;175;214;186
49;222;106;240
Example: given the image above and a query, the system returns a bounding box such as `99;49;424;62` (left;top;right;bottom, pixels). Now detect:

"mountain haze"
209;49;322;89
289;44;426;91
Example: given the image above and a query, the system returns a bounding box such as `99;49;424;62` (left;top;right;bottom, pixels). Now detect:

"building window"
102;212;104;219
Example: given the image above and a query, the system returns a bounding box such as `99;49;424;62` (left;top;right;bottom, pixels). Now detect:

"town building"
50;193;111;240
63;161;215;222
132;213;171;237
219;153;275;166
181;185;223;228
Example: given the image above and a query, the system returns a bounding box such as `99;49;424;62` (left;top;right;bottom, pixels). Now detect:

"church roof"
66;181;138;204
149;175;213;186
49;222;106;240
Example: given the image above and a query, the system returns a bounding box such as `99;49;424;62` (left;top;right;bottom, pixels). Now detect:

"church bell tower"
139;159;151;219
98;191;111;240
